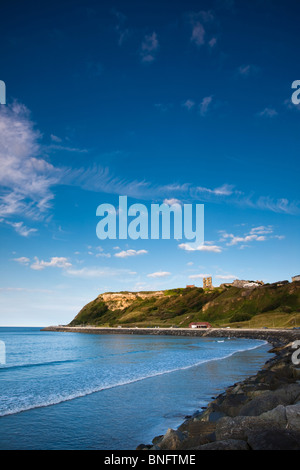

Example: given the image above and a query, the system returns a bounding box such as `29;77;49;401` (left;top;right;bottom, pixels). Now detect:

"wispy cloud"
163;198;182;206
1;101;298;241
62;164;300;216
13;257;30;265
95;252;111;258
46;144;88;154
68;164;300;215
237;64;259;78
0;287;53;294
191;22;205;46
199;96;213;116
147;271;171;278
65;267;136;279
187;10;217;49
219;225;284;247
240;195;299;215
208;37;217;48
2;220;37;237
182;99;196;111
188;273;211;279
215;274;237;280
50;134;62;143
140;32;159;63
179;243;222;253
30;257;72;271
0;102;59;222
111;8;130;46
195;183;235;197
258;107;278;118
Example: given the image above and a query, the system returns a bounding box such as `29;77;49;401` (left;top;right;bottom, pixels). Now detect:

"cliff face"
100;292;164;311
68;282;300;329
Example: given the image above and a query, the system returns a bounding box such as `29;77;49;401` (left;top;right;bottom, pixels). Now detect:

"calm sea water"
0;327;271;450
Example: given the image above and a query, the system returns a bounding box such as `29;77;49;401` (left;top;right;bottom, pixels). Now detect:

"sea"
0;327;272;450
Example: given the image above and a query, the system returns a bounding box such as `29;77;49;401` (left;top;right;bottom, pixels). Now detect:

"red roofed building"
189;322;212;329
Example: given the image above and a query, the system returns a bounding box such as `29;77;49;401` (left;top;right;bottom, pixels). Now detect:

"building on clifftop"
203;276;213;289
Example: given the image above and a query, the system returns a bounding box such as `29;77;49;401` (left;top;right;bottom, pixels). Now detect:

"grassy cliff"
69;281;300;329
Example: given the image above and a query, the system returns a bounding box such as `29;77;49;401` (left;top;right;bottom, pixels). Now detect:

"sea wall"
42;326;300;347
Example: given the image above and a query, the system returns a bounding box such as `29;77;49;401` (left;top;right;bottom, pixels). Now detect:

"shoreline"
41;326;300;346
42;326;300;450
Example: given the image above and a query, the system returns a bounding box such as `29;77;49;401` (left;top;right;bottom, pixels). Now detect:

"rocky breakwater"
137;340;300;450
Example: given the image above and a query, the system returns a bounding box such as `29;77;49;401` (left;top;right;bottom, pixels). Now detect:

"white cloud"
46;144;88;154
179;243;222;253
195;183;235;197
147;271;171;278
188;11;216;48
219;225;284;247
50;134;62;143
249;225;273;235
189;273;211;279
140;32;159;63
0;287;53;293
284;98;300;112
13;257;30;265
114;249;148;258
182;100;196;111
4;220;37;237
215;274;237;280
0;102;59;221
111;8;130;46
237;64;259;78
258;108;278;118
95;252;111;258
31;257;72;271
254;197;297;214
209;37;217;47
191;22;205;46
220;232;265;246
163;198;182;206
199;96;213;116
65;267;136;279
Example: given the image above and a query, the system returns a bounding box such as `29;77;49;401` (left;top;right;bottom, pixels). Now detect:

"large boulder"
195;439;250;451
286;403;300;431
215;416;276;442
247;430;300;450
238;384;300;416
215;402;300;449
155;429;186;450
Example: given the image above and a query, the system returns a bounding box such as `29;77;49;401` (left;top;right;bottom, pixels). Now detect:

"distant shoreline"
42;326;300;346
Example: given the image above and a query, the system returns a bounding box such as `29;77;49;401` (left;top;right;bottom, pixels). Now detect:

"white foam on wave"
0;339;267;417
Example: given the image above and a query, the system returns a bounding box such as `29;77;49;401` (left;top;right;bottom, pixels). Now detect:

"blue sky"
0;0;299;326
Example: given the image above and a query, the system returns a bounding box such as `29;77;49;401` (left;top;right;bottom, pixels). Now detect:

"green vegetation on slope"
69;282;300;329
